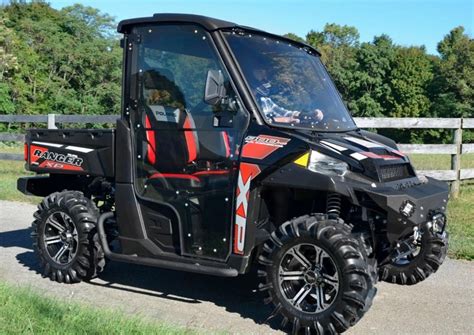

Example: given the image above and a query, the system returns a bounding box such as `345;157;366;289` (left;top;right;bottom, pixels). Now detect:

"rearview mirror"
204;70;226;105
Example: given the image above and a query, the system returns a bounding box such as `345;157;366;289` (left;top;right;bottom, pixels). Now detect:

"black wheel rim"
278;243;339;313
392;238;422;266
43;211;78;265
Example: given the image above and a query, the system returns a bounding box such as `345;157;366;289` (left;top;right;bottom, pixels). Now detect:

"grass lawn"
1;144;473;259
0;144;39;204
409;153;474;170
0;281;192;335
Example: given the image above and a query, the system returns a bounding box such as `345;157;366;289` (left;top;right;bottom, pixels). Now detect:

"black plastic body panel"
17;174;93;197
366;177;449;243
115;119;133;183
26;129;114;177
263;161;449;245
118;13;236;33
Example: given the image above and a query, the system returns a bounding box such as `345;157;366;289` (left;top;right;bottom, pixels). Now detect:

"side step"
97;212;238;277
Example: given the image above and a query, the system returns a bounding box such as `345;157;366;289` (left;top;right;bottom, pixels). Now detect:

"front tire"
379;223;448;285
31;191;105;283
258;214;375;334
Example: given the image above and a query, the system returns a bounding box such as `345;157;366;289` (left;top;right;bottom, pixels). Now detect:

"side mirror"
204;70;226;105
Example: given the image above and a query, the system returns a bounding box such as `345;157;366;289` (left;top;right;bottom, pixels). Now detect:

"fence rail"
1;114;473;197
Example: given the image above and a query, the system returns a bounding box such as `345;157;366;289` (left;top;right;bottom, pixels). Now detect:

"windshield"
224;30;357;131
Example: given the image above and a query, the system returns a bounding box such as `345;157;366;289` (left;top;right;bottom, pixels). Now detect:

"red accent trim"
221;131;231;158
391;149;406;158
24;143;28;162
30;145;46;163
149;172;200;182
362;152;399;160
240;163;261;184
241;142;278;159
38;160;83;171
236;203;246;218
233;224;240;255
193;170;230;176
233;163;261;255
145;115;156;165
183;116;198;162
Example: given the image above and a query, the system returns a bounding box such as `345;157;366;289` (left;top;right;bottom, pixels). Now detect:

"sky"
46;0;473;55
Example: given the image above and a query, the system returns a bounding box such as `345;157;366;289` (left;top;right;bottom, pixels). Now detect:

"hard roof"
117;13;238;33
117;13;320;56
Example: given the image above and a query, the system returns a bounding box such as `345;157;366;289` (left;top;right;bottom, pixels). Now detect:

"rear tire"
379;223;448;285
31;191;105;283
258;214;376;334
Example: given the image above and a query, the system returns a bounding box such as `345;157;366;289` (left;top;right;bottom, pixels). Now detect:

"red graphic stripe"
38;160;83;171
193;170;230;176
362;152;399;160
145;115;156;165
233;163;261;255
149;172;200;182
221;131;231;158
241;142;279;159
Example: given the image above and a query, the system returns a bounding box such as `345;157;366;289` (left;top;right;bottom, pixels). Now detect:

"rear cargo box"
26;129;114;177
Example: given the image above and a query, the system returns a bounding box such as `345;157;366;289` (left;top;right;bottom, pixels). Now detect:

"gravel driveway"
1;200;473;334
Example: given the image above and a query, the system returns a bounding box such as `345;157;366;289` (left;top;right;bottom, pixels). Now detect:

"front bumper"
364;177;449;243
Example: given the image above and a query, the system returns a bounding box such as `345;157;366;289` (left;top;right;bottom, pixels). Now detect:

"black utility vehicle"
18;14;449;334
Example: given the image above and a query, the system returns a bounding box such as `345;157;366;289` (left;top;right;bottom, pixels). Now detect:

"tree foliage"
287;23;473;143
0;2;473;142
0;1;121;121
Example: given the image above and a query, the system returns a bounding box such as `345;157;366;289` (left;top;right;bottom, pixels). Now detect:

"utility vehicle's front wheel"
31;191;105;283
258;215;375;334
379;222;448;285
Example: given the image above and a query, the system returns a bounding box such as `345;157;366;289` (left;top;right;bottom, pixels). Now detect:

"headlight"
308;151;348;176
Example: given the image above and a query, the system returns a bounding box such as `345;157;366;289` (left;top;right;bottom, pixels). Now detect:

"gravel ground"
1;200;473;334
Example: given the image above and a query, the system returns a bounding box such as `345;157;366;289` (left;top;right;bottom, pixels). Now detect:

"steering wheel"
297;109;324;125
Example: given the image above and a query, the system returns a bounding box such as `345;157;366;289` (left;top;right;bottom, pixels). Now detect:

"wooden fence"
1;114;473;197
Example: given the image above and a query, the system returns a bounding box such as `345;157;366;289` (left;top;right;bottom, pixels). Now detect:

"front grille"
379;163;412;182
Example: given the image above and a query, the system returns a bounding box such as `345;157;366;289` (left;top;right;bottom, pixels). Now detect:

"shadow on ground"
0;228;32;249
2;227;279;331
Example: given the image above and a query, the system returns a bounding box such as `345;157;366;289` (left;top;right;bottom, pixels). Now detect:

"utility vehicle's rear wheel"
258;214;375;334
31;191;105;283
379;222;448;285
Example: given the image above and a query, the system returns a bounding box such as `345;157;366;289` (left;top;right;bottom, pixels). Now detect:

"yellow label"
294;152;309;167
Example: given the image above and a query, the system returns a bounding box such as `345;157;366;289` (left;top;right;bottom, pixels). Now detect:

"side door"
129;24;248;261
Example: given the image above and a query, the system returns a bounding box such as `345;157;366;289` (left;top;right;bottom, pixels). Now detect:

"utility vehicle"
18;14;449;334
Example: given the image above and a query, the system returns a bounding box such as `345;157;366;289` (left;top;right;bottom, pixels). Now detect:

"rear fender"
17;175;92;197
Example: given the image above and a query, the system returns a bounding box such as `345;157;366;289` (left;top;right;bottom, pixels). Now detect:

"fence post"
47;114;57;129
450;118;462;198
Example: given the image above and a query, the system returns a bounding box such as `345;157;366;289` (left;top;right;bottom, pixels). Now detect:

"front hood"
308;131;415;182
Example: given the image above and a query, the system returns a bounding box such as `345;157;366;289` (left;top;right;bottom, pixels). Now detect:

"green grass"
445;182;474;260
409;153;474;170
0;143;39;204
0;281;192;335
1;143;472;259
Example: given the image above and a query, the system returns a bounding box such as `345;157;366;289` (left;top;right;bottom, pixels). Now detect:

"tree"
0;13;17;116
388;46;433;118
345;35;395;117
305;23;359;100
431;26;474;118
283;33;305;44
0;1;121;122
